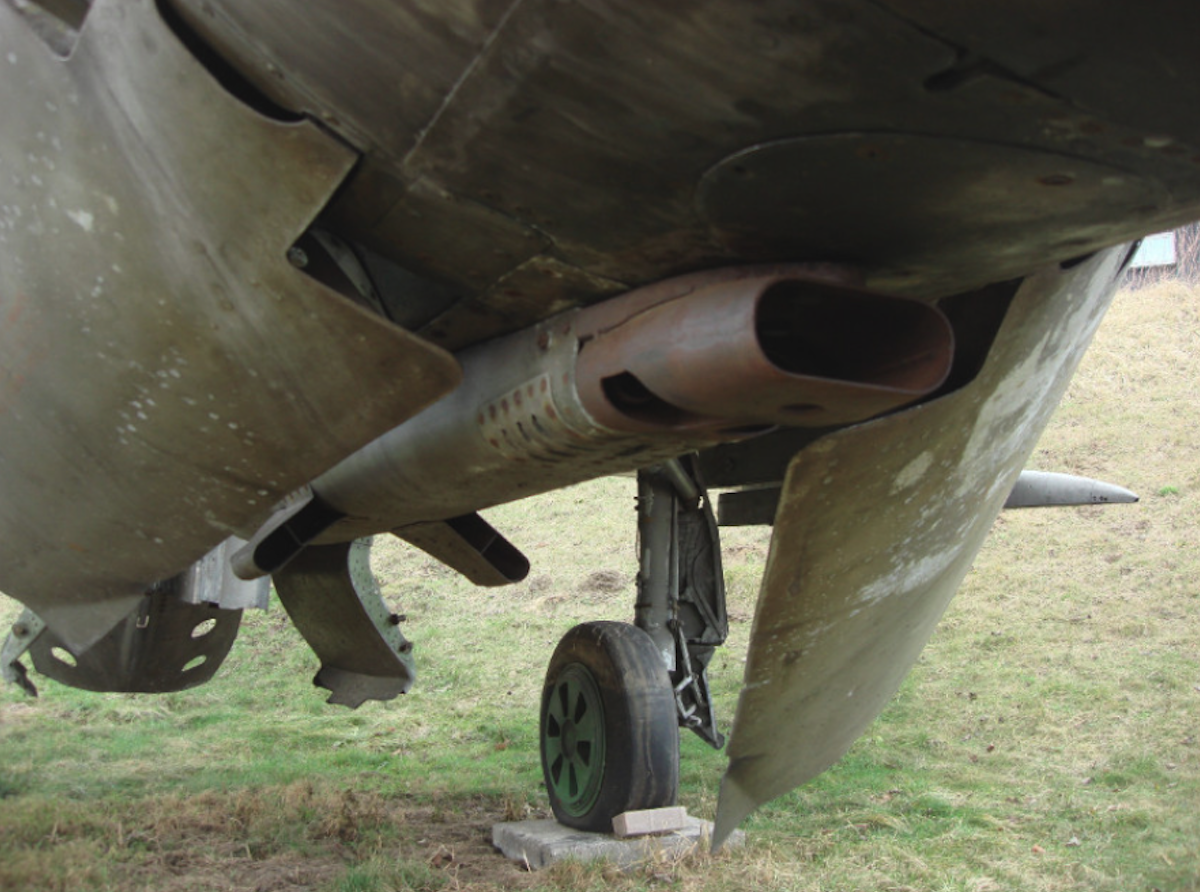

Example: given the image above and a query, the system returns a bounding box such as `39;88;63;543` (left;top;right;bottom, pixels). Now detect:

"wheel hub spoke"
542;663;606;814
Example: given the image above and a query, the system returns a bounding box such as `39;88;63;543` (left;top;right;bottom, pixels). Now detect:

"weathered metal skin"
273;539;416;709
713;246;1131;846
169;0;1200;348
307;268;952;540
0;0;459;649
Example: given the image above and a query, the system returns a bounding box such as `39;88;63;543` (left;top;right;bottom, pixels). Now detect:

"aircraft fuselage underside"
1;0;1196;841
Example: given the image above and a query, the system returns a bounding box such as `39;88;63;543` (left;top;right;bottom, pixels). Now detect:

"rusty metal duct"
575;275;954;432
306;267;954;538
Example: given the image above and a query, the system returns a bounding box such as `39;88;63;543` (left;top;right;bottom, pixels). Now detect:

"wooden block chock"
611;806;690;838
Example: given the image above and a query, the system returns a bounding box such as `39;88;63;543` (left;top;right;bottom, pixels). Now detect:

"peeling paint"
892;451;933;493
66;208;94;232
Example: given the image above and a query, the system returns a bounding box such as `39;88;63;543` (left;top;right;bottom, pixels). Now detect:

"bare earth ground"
0;775;546;891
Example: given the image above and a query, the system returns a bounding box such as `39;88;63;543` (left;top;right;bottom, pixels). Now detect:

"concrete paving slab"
492;815;745;870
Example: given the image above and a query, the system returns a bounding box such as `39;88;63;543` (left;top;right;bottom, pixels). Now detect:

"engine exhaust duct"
575;273;953;432
307;266;954;540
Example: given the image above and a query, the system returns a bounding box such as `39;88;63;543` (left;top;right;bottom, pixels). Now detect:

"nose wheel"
540;621;679;831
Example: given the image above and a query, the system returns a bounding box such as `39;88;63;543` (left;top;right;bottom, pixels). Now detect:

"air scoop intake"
574;275;954;432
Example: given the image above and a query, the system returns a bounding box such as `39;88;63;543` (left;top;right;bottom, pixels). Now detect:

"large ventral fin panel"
714;246;1129;845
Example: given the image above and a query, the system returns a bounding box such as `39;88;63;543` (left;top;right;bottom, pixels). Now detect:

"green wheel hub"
542;662;607;817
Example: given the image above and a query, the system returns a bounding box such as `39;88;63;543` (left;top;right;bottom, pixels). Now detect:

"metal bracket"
635;457;729;748
395;513;529;586
272;538;415;708
1;610;46;697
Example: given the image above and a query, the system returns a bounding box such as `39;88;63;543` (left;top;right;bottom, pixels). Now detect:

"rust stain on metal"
573;269;953;433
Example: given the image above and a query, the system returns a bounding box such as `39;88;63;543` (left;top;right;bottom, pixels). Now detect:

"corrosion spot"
1038;174;1074;187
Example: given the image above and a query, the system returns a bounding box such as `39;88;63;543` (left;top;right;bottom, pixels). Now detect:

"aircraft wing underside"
2;0;1200;839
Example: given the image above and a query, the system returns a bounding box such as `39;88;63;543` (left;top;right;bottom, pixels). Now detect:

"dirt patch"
578;569;626;594
83;787;546;892
0;702;40;726
392;799;543;890
132;850;346;892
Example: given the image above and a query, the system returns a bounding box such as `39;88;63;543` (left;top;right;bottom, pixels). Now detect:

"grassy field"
1;280;1198;892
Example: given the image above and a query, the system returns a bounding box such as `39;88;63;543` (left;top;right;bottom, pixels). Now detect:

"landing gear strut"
634;456;729;749
540;457;729;829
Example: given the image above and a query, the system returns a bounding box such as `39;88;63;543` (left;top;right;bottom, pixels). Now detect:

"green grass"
1;281;1199;891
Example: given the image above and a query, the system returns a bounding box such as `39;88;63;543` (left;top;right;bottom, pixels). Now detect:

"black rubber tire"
539;621;679;831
